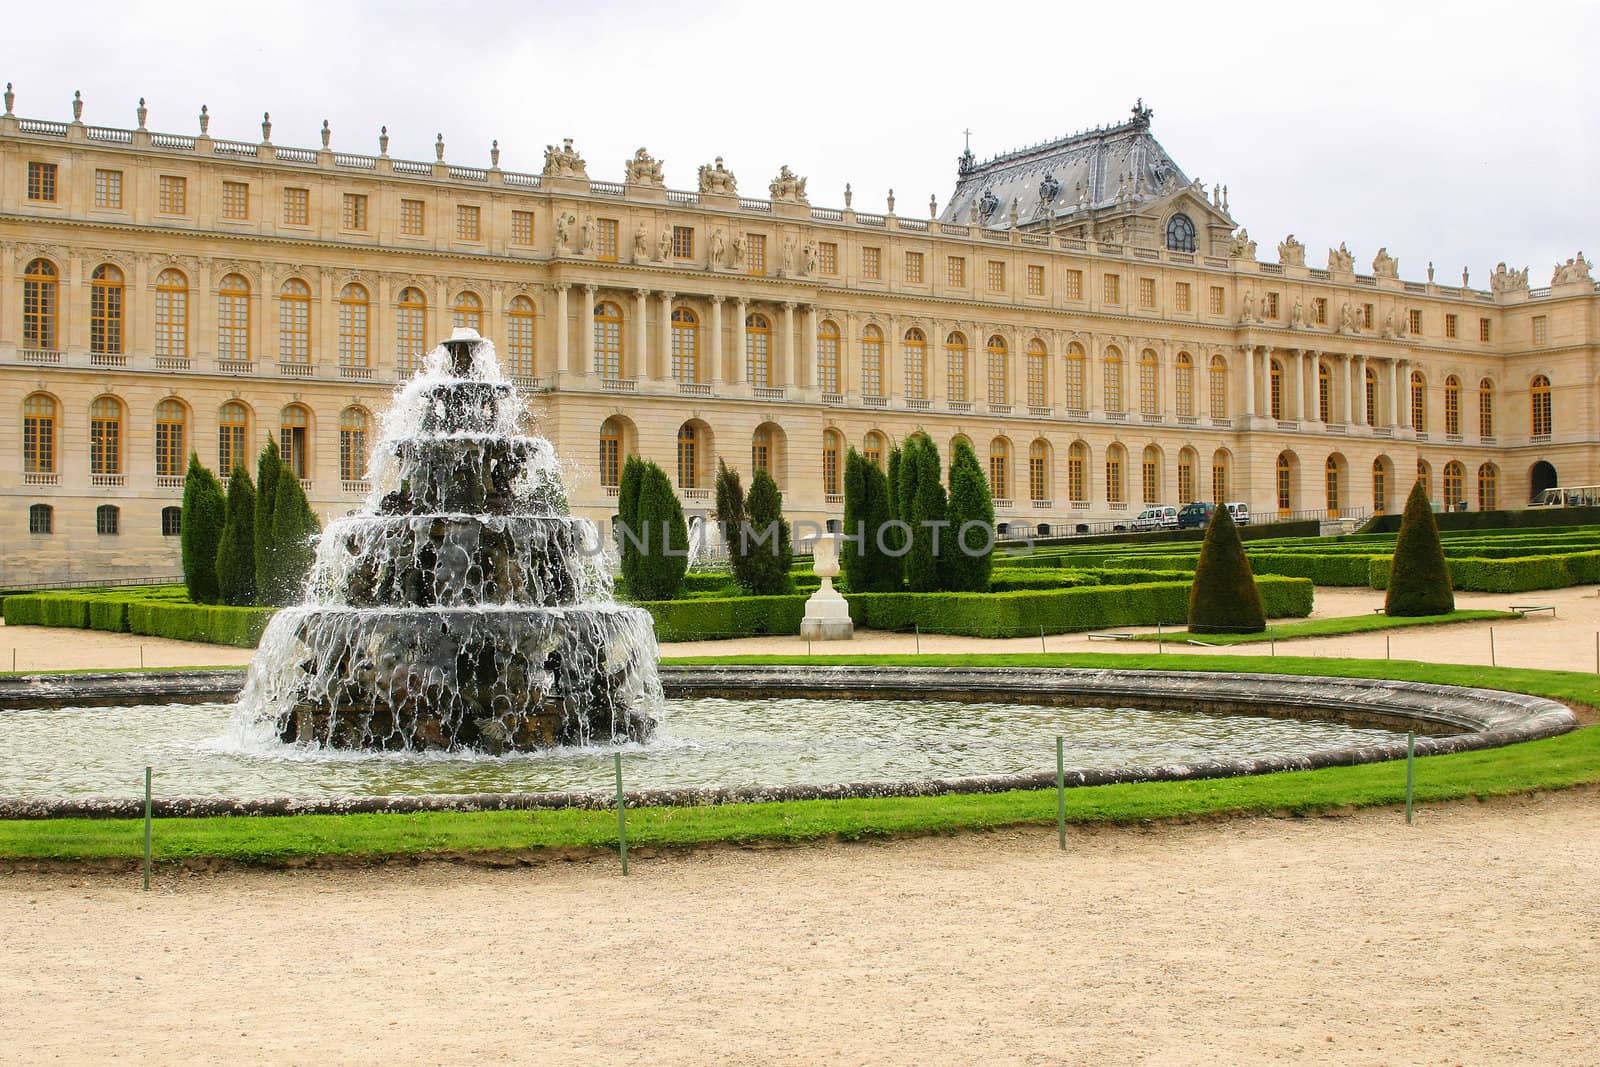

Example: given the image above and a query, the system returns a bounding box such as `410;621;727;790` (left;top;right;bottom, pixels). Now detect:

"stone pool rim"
0;665;1576;820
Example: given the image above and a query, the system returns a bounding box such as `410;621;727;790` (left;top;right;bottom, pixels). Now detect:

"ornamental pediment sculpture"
1228;228;1256;260
1328;243;1355;273
1490;262;1529;293
1278;234;1305;267
1552;251;1593;285
1372;247;1399;279
624;147;664;187
542;138;587;179
768;164;808;204
698;157;738;195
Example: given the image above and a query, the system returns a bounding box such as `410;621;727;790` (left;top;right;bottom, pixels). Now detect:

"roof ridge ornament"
1131;98;1153;129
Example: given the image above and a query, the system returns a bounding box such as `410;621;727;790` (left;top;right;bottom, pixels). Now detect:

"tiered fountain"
238;330;661;752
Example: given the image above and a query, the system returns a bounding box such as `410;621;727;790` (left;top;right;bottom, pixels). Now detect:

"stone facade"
0;92;1595;585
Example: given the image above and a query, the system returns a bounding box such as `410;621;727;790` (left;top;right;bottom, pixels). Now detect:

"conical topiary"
632;461;689;601
1187;502;1266;634
253;437;282;602
742;469;794;596
1385;480;1454;616
942;437;995;592
180;452;226;605
215;464;257;607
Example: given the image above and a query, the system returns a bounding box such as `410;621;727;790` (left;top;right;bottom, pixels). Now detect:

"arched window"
506;295;536;380
155;399;186;480
1103;346;1124;413
29;504;54;535
1444;375;1461;436
396;287;427;375
1025;339;1048;409
1416;458;1432;499
218;401;249;476
1165;213;1196;253
1065;343;1086;411
1478;463;1499;510
903;328;927;399
96;504;120;536
1443;460;1466;509
989;437;1011;500
1067;441;1088;503
1317;360;1332;423
90;396;123;476
161;506;182;537
1410;370;1427;431
823;429;844;497
1177;447;1197;505
1105;444;1126;505
90;265;125;355
662;307;697;384
986;335;1009;406
278;278;311;365
155;269;189;359
861;325;884;398
864;431;887;470
1028;440;1050;502
23;259;58;349
599;418;625;488
745;312;771;387
23;393;56;474
1276;452;1294;514
818;319;841;394
1209;354;1228;419
1372;457;1389;514
946;331;969;403
452;290;483;332
1531;374;1552;436
1141;445;1161;504
1212;449;1231;504
1270;358;1285;420
673;424;698;488
1325;455;1342;517
280;404;310;479
218;273;251;362
1364;366;1379;427
1138;349;1159;416
594;301;623;379
340;407;370;484
1174;353;1193;417
1478;378;1495;438
751;426;774;478
338;283;370;369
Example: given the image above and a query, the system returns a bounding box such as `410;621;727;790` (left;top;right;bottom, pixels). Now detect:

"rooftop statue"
769;164;808;203
542;137;587;179
698;157;738;195
1372;247;1399;279
1328;243;1355;273
1490;262;1529;294
1553;251;1593;285
624;147;664;186
1278;234;1306;268
1228;228;1256;260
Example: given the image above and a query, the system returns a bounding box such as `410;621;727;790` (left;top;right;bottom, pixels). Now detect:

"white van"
1133;505;1179;531
1225;501;1251;526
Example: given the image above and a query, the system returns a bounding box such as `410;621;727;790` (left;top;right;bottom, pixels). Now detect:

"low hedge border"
3;592;275;648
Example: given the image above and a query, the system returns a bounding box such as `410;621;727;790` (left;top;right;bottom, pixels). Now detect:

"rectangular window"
1532;315;1548;345
1138;277;1156;308
1065;269;1083;301
507;209;534;244
1314;297;1328;325
947;256;966;287
222;181;249;220
862;246;881;280
1103;274;1120;304
1209;286;1225;315
1480;318;1491;342
29;505;53;534
401;199;427;236
456;204;481;241
94;168;123;208
1027;264;1045;296
672;225;695;259
341;193;367;231
1174;282;1191;312
1266;292;1280;320
746;233;766;275
1445;313;1458;339
904;251;924;284
158;175;187;215
283;187;309;226
27;162;57;202
1362;303;1374;330
987;261;1007;293
595;218;618;261
816;241;837;274
1409;309;1423;335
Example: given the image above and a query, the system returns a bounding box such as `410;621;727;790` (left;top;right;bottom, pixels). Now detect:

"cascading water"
235;329;661;752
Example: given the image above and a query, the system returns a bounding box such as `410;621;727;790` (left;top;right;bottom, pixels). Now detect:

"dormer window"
1166;213;1196;253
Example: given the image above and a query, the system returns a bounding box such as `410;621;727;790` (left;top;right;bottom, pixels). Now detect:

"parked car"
1132;505;1179;531
1225;501;1251;526
1176;502;1216;529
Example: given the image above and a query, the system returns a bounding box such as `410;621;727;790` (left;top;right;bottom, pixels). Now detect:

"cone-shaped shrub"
616;455;647;595
713;459;752;592
180;452;226;605
264;467;320;606
1386;480;1455;616
215;465;257;607
742;469;794;596
632;461;689;600
1187;502;1266;634
886;445;903;522
253;438;282;601
842;448;900;593
942;438;995;592
900;433;947;592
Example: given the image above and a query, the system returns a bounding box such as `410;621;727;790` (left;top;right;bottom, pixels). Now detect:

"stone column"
1241;344;1256;418
657;291;674;380
554;284;571;374
581;284;597;376
1285;348;1300;420
803;304;818;390
632;288;649;381
709;295;724;383
731;298;748;384
781;301;796;389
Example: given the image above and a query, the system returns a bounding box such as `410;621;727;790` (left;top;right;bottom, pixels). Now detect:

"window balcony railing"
513;375;547;392
678;382;713;397
90;473;126;488
1107;500;1127;510
1414;430;1429;441
1106;410;1127;421
993;498;1014;510
90;353;128;368
217;359;255;374
20;349;63;364
821;392;844;405
824;493;844;506
603;377;636;393
24;471;60;486
948;400;973;413
753;386;786;400
1028;406;1051;418
1066;408;1089;420
905;398;932;411
682;487;710;500
279;362;315;378
862;395;887;408
1210;417;1233;428
1141;412;1165;423
1446;433;1464;444
604;485;620;498
156;475;185;491
1277;420;1300;431
1531;432;1551;444
1176;414;1200;425
1326;423;1347;434
152;356;190;371
1031;499;1054;509
341;480;370;495
988;402;1013;415
298;479;314;493
1371;426;1393;437
1481;434;1497;445
339;365;375;381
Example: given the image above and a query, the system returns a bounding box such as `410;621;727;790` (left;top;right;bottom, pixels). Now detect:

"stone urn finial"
199;104;210;135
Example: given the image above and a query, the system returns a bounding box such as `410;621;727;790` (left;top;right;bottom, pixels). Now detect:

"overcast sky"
9;0;1595;286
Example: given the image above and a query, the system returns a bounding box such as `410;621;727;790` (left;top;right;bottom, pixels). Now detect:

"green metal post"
914;623;920;655
1040;625;1047;654
143;766;152;891
614;751;629;876
1404;732;1415;825
1489;626;1496;667
1055;736;1066;850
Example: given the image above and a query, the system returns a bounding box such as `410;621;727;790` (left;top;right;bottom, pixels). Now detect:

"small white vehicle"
1225;501;1251;526
1132;505;1179;531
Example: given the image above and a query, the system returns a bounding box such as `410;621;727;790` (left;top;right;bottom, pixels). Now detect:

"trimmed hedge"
1370;551;1600;594
637;594;809;642
1360;506;1600;534
3;590;275;648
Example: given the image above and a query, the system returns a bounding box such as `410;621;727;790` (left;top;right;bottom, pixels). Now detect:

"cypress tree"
905;433;947;592
886;445;903;523
894;436;922;585
943;437;996;592
856;456;900;592
1187;502;1266;634
1386;480;1455;616
215;465;257;607
616;455;646;596
631;461;689;600
266;468;319;606
743;469;794;596
253;438;282;603
841;448;869;593
180;452;226;605
712;459;751;592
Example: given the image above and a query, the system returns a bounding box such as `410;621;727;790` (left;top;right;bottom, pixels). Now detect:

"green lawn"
0;653;1594;865
1128;609;1517;645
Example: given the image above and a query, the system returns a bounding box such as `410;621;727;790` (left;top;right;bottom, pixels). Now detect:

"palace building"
1;89;1595;586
